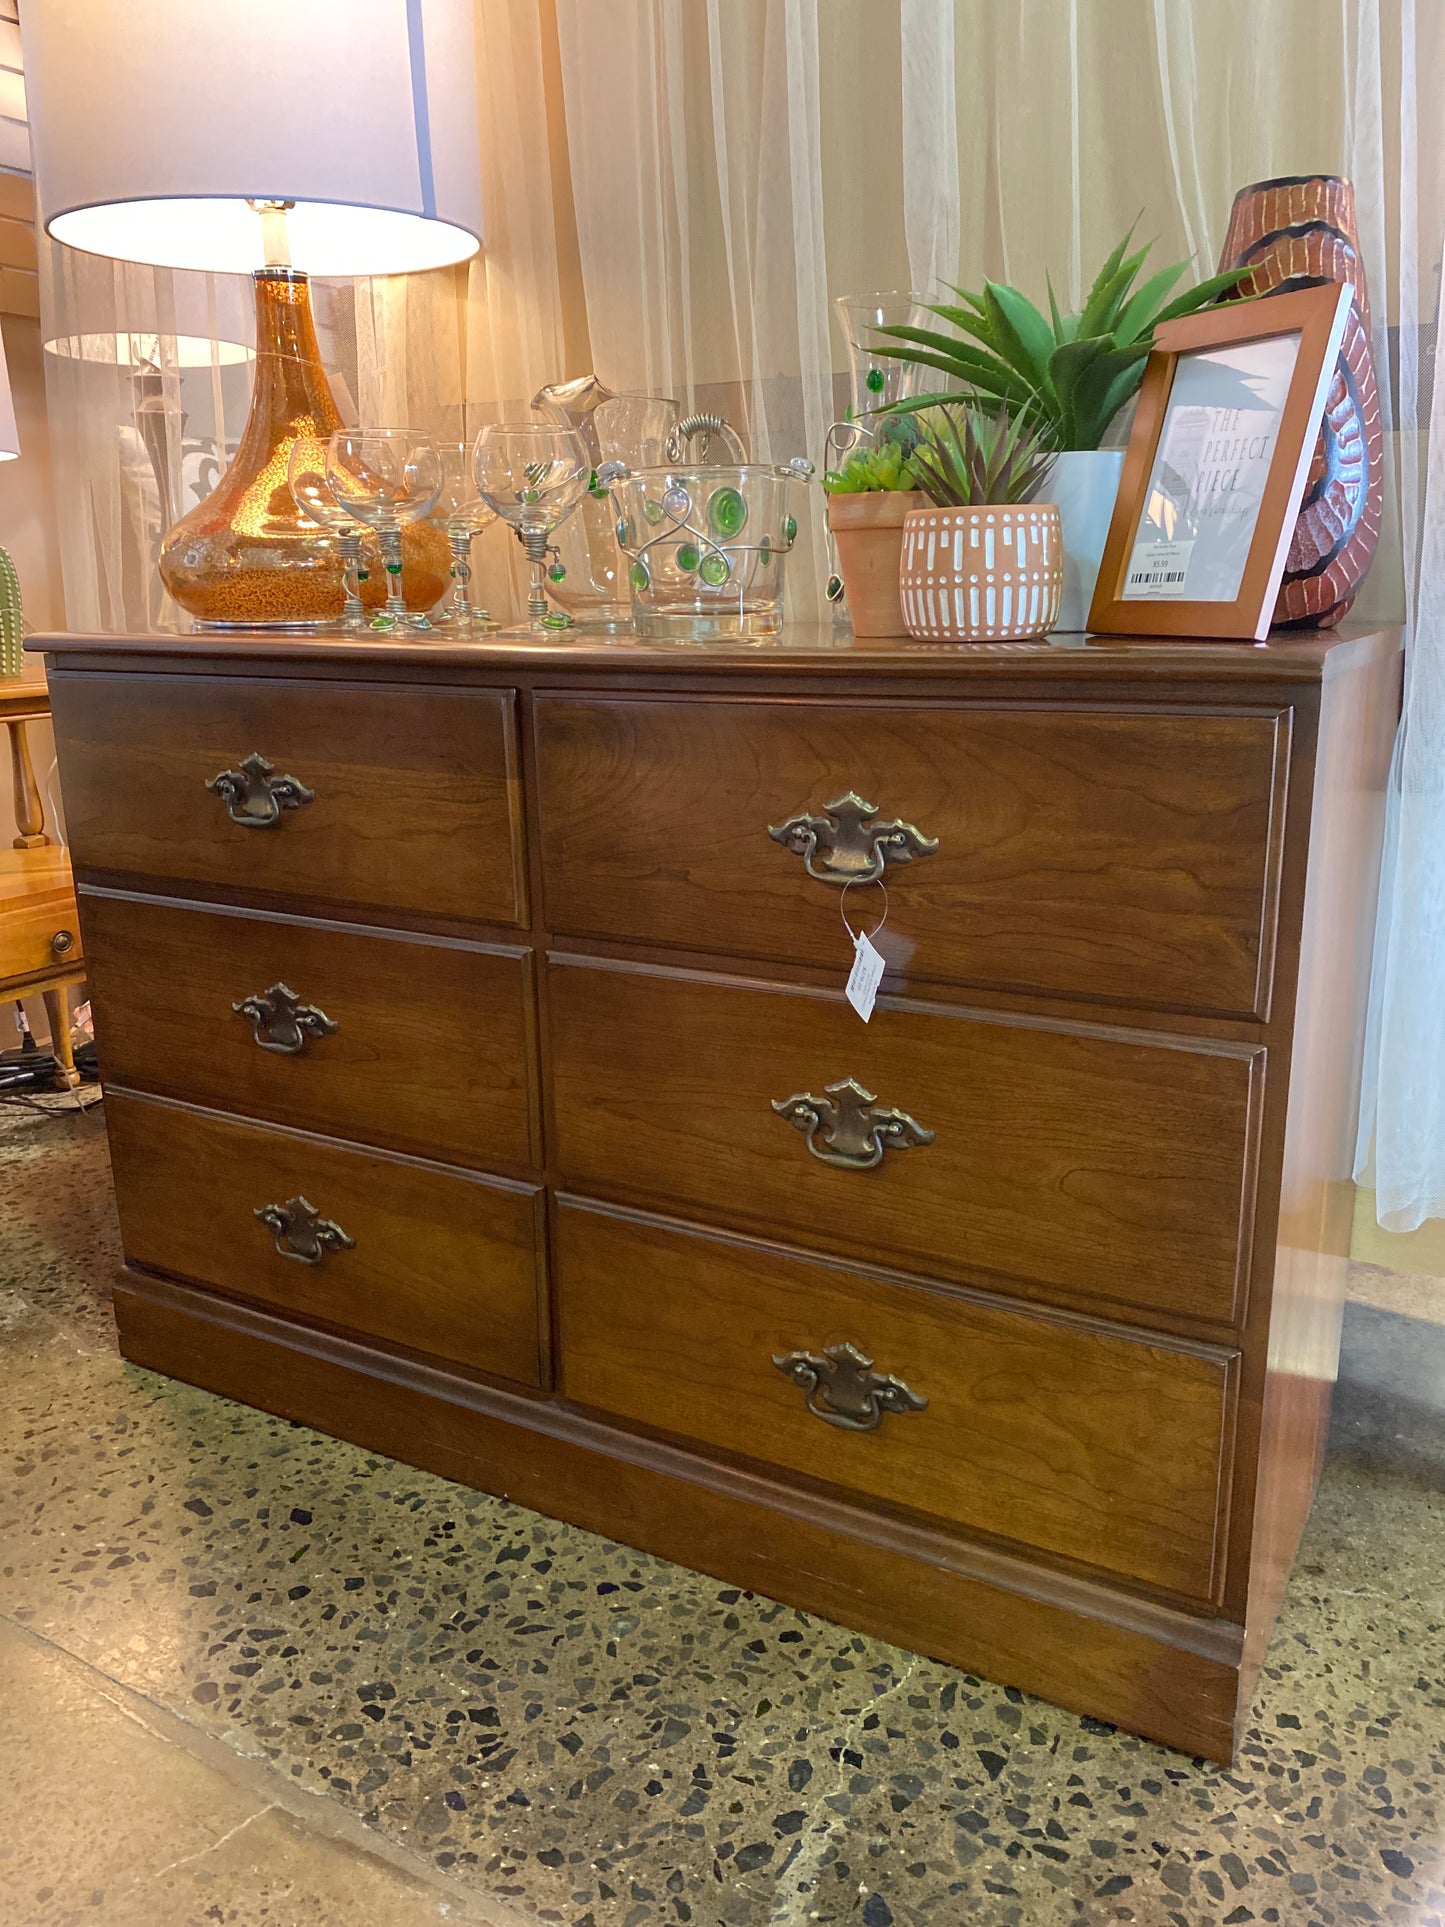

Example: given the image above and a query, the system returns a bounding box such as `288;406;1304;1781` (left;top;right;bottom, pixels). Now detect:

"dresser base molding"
113;1263;1247;1762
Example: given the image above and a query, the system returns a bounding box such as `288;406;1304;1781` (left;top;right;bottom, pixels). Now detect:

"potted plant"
898;403;1060;643
871;232;1246;627
823;419;926;637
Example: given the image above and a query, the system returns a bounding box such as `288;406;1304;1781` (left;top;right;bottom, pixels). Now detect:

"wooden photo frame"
1088;282;1352;640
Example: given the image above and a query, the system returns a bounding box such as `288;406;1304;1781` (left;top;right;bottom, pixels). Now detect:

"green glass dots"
758;540;773;568
615;517;630;545
865;368;885;393
548;564;567;582
644;498;666;525
675;542;700;572
587;470;608;500
782;514;798;543
707;485;748;539
629;559;651;592
699;551;731;586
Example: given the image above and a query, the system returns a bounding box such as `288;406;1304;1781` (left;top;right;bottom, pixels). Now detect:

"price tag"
846;930;886;1023
1124;537;1195;598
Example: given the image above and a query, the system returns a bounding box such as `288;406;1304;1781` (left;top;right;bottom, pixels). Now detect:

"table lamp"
21;0;482;629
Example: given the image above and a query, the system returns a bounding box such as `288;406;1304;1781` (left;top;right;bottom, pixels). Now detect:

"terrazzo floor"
2;1094;1443;1927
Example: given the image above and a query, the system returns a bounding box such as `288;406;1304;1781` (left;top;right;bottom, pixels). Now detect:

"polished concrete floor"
2;1095;1443;1927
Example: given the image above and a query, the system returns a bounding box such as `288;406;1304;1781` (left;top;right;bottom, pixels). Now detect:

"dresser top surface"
32;623;1398;687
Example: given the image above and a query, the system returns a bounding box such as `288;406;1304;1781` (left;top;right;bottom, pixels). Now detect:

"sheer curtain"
34;0;1445;1225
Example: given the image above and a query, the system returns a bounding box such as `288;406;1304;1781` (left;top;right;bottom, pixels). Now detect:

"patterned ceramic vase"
1216;174;1382;628
899;503;1062;642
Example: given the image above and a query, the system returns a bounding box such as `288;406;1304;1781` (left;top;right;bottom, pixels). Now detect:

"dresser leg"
42;984;79;1089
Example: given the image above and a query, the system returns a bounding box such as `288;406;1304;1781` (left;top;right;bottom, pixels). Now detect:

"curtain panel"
34;0;1445;1226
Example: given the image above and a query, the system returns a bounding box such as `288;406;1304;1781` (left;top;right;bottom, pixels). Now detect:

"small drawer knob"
206;751;315;828
773;1340;928;1431
772;1076;934;1170
49;928;75;956
233;982;338;1055
768;791;938;886
254;1195;354;1265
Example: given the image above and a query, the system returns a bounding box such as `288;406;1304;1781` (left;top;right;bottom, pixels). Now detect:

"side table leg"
42;984;79;1089
8;717;49;850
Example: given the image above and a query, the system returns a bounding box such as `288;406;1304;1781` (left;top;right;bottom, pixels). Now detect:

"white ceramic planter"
1049;448;1124;631
899;503;1063;642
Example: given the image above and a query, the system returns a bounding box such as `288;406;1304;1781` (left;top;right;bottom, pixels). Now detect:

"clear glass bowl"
605;462;811;640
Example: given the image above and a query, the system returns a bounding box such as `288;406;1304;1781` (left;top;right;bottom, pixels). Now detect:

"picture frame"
1087;282;1352;640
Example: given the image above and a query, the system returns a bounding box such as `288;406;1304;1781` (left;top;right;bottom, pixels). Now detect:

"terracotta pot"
899;503;1063;642
827;490;927;637
1216;175;1382;627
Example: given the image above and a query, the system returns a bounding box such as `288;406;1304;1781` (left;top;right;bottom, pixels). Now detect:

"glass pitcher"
532;377;680;629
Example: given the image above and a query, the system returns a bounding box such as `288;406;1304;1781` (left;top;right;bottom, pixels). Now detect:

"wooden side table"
0;683;84;1087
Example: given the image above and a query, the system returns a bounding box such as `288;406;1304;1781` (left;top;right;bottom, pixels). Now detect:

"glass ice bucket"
600;459;813;640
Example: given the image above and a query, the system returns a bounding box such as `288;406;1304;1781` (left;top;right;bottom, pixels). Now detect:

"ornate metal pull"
773;1340;928;1432
254;1195;355;1265
772;1076;934;1171
768;791;938;885
206;751;315;828
233;982;338;1055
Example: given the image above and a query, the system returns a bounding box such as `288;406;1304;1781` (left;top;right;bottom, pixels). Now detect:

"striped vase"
1216;175;1382;628
899;503;1062;642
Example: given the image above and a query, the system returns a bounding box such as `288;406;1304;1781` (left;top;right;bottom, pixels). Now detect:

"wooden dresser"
40;623;1400;1762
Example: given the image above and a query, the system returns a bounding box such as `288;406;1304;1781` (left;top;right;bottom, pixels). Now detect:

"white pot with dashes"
898;501;1063;642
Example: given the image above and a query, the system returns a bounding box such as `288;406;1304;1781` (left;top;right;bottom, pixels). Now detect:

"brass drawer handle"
254;1195;355;1265
773;1340;928;1431
206;751;315;828
772;1076;934;1170
233;982;338;1055
50;928;75;957
768;790;938;885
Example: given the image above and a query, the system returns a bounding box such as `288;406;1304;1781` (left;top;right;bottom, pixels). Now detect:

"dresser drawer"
548;958;1261;1327
535;694;1286;1016
50;673;526;927
83;892;536;1172
0;850;81;985
558;1201;1235;1601
106;1091;543;1385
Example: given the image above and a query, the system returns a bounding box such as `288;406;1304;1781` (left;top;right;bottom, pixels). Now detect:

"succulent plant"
869;229;1250;451
908;403;1057;509
822;431;921;494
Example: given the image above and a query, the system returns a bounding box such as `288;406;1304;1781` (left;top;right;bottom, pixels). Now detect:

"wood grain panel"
49;673;527;926
557;1201;1236;1601
0;848;80;986
105;1090;543;1386
82;891;536;1172
535;695;1286;1015
547;956;1262;1326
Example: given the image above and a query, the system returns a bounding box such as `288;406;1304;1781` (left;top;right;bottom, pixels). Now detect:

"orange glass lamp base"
157;268;449;628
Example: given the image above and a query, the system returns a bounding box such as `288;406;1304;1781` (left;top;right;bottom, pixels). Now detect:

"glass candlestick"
433;440;498;632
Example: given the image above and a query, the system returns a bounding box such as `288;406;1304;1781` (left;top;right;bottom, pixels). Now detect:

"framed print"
1088;282;1352;640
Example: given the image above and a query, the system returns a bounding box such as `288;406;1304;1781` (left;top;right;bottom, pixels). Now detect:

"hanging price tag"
840;878;888;1023
846;929;886;1022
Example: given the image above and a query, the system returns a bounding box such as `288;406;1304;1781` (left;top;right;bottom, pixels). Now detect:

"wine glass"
325;429;443;631
433;440;498;633
473;422;589;631
287;435;367;632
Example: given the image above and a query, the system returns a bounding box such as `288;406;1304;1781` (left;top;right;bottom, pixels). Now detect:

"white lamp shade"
0;324;20;460
21;0;483;277
42;264;256;368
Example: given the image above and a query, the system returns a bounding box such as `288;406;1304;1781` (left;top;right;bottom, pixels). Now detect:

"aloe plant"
870;231;1249;451
908;404;1056;510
